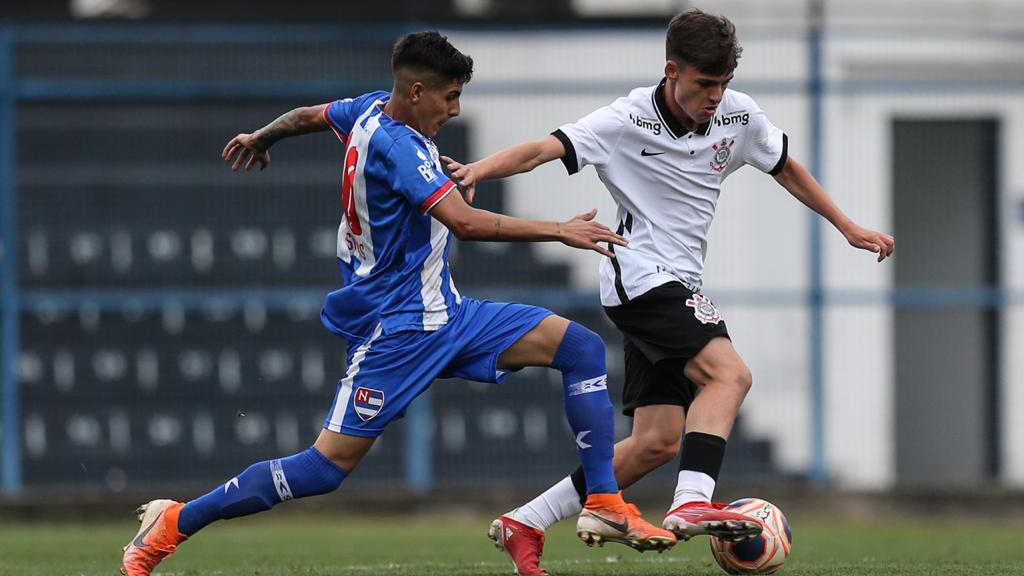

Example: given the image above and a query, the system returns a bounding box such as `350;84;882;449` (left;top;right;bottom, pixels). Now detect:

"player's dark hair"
392;31;474;86
665;9;742;76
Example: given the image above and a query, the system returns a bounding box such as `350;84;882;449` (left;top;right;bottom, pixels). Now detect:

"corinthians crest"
710;138;735;173
685;293;722;325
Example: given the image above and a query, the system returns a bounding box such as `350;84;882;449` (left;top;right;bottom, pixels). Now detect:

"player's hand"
441;155;478;203
223;133;271;171
844;223;895;262
557;209;627;258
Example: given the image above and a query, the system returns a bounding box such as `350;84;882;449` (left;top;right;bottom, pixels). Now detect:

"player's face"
665;61;733;129
418;80;463;138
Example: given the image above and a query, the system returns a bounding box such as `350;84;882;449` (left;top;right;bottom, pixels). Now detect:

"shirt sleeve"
741;102;788;176
324;98;356;142
386;136;457;214
552;99;628;175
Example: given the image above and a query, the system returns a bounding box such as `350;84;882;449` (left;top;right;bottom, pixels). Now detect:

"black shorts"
603;282;730;417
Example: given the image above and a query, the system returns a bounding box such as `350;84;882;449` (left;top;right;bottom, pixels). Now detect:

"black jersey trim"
653;77;710;139
652;78;684;139
610;218;630;304
769;133;789;176
550;129;579;175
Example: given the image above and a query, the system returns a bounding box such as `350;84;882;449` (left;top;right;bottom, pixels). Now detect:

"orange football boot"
576;492;676;552
120;499;188;576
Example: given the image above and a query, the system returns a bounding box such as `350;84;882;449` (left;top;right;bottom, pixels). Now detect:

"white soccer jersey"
553;79;788;306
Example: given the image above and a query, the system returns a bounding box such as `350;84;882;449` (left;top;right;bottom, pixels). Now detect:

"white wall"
444;25;1024;488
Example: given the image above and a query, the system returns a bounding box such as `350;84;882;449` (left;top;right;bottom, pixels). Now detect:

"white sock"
670;470;716;511
510;476;583;531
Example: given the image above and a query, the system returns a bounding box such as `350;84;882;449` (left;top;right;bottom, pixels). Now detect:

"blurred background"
0;0;1023;512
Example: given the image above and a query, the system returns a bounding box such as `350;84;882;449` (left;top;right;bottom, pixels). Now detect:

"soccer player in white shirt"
446;9;894;575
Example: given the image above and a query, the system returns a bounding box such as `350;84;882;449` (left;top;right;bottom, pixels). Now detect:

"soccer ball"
709;498;792;574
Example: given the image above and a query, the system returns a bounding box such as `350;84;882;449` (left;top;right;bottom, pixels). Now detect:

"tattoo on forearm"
493;216;502;240
255;109;302;147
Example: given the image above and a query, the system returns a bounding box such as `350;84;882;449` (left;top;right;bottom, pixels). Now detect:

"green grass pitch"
2;512;1023;575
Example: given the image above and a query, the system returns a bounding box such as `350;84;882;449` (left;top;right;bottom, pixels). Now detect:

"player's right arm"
441;135;566;203
444;100;625;203
429;184;624;258
222;103;331;171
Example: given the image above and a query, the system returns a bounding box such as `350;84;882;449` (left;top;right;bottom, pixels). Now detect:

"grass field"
2;512;1023;576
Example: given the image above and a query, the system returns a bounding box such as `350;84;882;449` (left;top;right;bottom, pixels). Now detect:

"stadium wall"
2;23;1023;496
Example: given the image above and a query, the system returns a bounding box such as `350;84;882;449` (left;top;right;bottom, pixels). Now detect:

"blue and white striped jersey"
319;91;462;342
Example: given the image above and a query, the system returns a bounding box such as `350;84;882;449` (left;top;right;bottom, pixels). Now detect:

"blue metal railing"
0;28;20;496
807;13;828;487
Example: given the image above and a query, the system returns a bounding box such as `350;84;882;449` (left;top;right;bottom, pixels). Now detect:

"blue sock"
177;447;347;536
550;322;618;495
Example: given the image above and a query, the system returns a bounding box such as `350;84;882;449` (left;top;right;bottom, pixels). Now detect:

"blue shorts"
323;298;553;437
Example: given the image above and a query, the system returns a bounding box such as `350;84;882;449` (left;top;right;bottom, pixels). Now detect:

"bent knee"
551;322;605;371
700;364;752;395
735;366;753;393
634;435;681;466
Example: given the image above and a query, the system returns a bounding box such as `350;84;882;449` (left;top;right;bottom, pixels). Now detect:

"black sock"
569;466;587;505
678;432;727;481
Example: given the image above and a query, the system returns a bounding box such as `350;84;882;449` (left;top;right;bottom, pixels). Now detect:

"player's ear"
665;60;679;80
409;81;424;104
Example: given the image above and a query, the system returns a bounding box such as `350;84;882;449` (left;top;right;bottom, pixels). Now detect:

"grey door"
892;119;999;485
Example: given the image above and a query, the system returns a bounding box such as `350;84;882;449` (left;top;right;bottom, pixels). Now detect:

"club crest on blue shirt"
710;138;735;173
685;293;722;325
353;386;385;421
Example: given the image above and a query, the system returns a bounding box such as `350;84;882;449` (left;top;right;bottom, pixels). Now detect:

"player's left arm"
773;157;895;262
223;103;331;171
429;187;625;258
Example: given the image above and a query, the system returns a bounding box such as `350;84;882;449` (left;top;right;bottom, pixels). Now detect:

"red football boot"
663;500;763;542
488;515;548;575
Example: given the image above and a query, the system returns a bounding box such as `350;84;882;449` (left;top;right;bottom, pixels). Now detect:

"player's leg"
494;314;676;552
681;335;751;442
587;282;759;541
676;335;750;508
510;404;685;529
497;315;619;496
177;430;370;535
121;431;370;576
663;335;761;541
508;341;690;538
122;327;437;576
606;404;687;487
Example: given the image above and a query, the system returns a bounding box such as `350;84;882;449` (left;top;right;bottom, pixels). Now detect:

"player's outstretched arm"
429;187;624;257
441;135;566;203
222;103;331;171
773;157;895;262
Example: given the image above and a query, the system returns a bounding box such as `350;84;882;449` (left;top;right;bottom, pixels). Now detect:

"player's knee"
278;447;348;500
708;364;752;396
634;433;680;467
550;321;605;374
733;366;753;395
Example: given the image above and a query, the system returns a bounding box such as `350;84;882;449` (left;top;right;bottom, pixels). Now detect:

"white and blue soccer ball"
709;498;792;574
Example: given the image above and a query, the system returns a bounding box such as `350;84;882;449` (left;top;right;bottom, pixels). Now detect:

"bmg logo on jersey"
416;149;438;183
713;110;750;127
629;113;662;135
